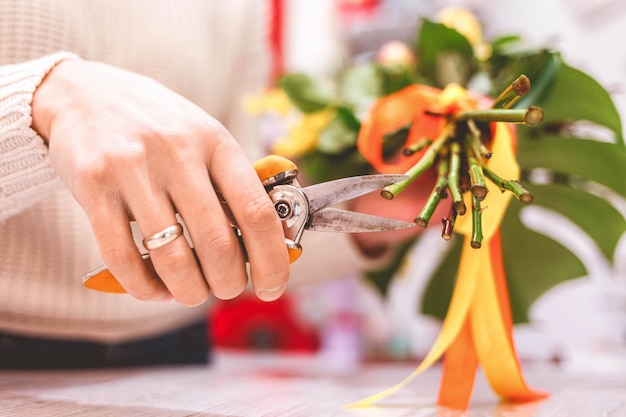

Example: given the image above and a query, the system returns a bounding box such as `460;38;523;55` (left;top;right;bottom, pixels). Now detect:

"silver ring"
142;223;184;251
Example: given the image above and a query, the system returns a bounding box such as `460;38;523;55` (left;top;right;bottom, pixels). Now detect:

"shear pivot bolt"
274;201;292;219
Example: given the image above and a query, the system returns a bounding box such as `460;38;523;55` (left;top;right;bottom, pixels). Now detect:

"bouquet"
247;7;626;410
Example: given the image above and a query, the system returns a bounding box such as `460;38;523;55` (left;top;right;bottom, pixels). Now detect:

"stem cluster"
381;75;540;248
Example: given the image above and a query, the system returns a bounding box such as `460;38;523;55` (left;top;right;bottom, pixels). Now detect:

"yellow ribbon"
349;123;547;409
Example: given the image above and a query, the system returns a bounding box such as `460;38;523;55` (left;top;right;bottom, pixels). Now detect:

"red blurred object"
339;0;381;21
209;294;319;352
338;0;380;12
268;0;284;82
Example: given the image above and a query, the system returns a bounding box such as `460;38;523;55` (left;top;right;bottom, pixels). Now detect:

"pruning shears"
82;155;415;293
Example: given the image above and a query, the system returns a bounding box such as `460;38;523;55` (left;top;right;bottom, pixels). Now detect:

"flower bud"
376;40;416;69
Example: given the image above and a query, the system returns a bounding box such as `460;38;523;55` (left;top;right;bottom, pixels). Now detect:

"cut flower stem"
455;107;544;125
467;151;488;201
467;119;492;159
483;166;534;203
415;154;450;227
448;141;467;215
382;123;454;200
376;77;541;248
441;205;458;240
471;195;484;249
492;74;531;109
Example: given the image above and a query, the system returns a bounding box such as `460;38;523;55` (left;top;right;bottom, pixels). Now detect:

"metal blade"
303;174;409;213
307;207;416;233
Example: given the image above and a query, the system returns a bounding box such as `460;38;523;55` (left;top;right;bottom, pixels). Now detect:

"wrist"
31;58;78;142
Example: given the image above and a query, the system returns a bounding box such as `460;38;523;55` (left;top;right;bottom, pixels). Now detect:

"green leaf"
500;201;587;323
517;133;626;197
317;108;360;154
366;238;419;295
524;61;624;143
382;124;411;159
525;184;626;262
417;19;477;87
419;196;593;324
339;63;416;110
378;65;418;95
512;52;560;109
278;73;334;113
487;49;558;101
299;151;371;184
340;63;384;112
490;34;523;50
420;235;462;319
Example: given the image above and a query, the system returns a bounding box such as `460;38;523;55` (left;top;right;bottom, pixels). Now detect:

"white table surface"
1;350;625;416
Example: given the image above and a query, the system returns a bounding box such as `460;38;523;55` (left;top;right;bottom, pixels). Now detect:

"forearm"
0;52;78;221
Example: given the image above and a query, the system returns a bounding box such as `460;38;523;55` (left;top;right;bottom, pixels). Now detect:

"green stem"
381;122;454;200
467;119;492;159
492;74;531;109
441;204;457;240
471;195;483;249
455;107;544;126
415;154;449;227
447;141;466;215
482;166;534;203
403;137;433;156
467;149;488;201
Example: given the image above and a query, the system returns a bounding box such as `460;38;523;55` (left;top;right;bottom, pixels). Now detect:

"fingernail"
257;284;286;302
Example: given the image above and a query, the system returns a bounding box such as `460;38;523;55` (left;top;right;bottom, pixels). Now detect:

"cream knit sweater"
0;0;372;343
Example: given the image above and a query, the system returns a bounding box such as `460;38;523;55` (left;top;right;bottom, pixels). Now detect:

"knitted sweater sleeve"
0;52;79;222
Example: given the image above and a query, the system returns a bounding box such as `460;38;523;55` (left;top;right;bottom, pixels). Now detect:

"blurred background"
210;0;626;374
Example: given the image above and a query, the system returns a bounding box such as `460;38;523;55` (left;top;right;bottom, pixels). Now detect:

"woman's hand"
32;59;290;305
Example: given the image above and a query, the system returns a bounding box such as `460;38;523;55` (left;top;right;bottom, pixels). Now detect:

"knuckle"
202;229;242;258
109;144;148;171
99;244;136;268
240;193;278;231
76;145;146;192
200;117;229;142
153;247;189;272
151;247;211;306
72;158;108;198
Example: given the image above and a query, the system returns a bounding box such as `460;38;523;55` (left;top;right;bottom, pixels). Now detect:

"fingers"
78;130;288;305
167;164;248;301
41;60;291;304
120;168;210;307
85;197;173;302
207;145;290;301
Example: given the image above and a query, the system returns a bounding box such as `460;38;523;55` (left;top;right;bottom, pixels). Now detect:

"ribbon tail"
347;235;480;408
470;232;548;402
437;314;478;410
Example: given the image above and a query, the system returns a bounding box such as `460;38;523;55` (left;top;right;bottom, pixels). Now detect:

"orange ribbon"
350;122;548;410
357;84;445;173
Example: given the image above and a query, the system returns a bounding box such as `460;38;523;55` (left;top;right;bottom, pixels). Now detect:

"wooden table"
1;350;625;416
